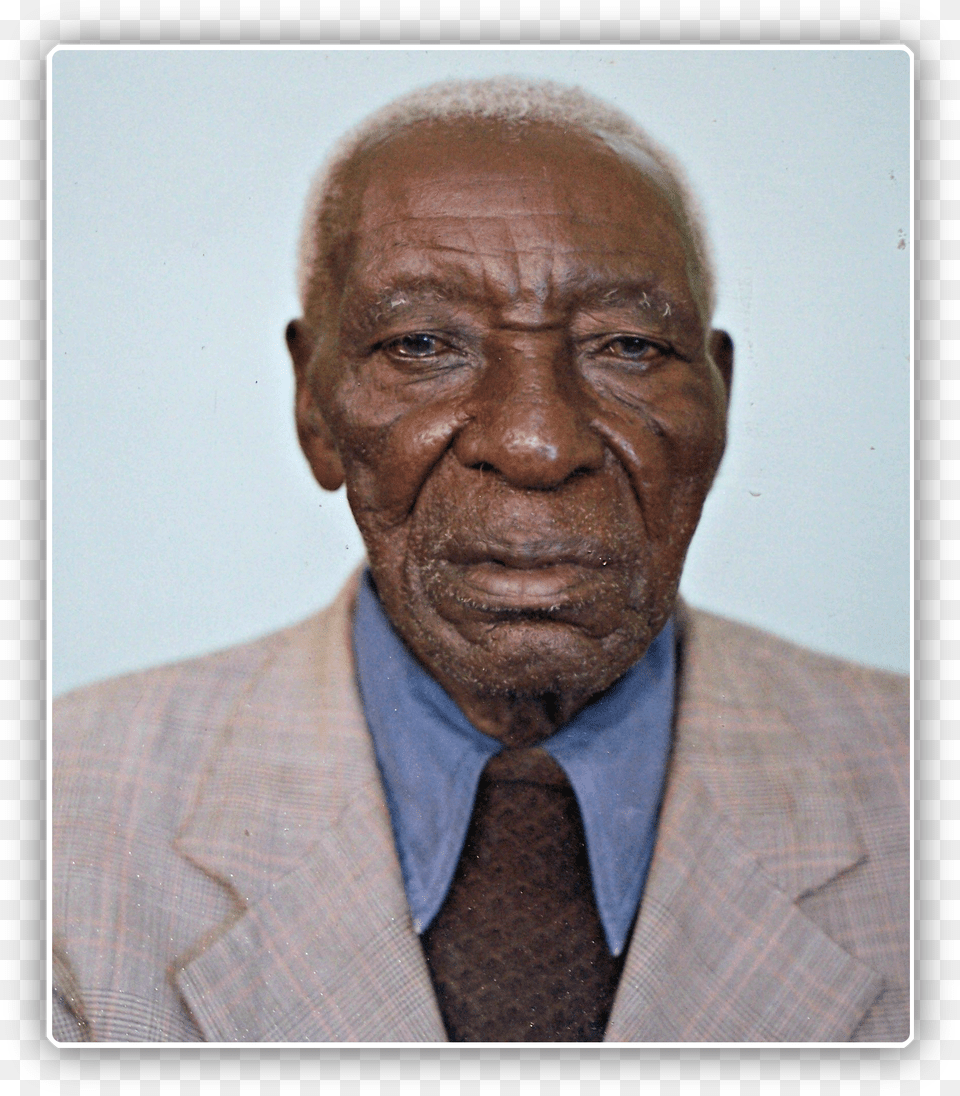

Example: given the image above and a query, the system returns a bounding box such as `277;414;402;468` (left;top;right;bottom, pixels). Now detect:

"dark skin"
287;119;733;748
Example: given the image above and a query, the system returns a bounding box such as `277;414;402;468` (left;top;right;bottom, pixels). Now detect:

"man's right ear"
286;319;345;492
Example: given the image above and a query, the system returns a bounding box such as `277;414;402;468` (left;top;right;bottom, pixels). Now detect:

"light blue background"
51;46;911;695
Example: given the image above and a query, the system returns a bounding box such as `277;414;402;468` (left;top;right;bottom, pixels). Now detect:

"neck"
439;681;592;749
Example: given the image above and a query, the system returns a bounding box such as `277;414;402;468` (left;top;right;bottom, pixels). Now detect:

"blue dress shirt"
352;570;675;957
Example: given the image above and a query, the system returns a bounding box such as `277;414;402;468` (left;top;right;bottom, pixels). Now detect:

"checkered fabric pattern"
6;3;951;1093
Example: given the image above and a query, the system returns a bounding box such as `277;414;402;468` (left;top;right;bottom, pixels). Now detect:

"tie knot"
483;746;570;787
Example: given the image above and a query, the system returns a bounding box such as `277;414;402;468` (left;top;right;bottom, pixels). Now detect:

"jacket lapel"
605;607;883;1042
172;576;445;1042
604;769;882;1042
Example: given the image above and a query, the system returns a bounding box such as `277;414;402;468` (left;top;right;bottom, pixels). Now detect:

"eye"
384;333;444;359
598;335;664;363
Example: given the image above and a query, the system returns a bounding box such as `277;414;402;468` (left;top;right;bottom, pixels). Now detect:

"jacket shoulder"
679;606;908;760
55;605;336;762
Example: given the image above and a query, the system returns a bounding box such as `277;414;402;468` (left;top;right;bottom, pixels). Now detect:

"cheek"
598;382;726;546
662;396;726;490
330;379;466;529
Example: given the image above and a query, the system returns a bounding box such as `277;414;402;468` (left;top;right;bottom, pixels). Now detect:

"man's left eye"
599;336;662;362
387;333;442;358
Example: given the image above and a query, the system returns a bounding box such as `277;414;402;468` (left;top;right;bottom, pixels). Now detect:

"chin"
422;616;651;702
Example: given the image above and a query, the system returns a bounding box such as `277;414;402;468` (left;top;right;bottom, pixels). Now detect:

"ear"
286;319;345;492
708;329;734;407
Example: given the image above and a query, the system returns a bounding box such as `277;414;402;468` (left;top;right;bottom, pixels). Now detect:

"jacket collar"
173;584;880;1043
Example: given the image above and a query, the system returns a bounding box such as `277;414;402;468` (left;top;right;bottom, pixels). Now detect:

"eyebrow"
343;280;457;334
343;273;695;335
568;281;683;321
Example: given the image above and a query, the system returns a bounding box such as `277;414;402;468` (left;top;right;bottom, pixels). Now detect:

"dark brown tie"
420;746;626;1041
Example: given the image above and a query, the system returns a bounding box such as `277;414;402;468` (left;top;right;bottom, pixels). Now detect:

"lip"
441;539;613;612
457;560;593;607
444;537;610;571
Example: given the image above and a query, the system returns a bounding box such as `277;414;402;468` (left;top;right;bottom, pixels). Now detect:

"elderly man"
52;78;908;1044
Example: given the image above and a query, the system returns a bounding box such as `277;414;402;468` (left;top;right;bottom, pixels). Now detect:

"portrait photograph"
49;45;911;1045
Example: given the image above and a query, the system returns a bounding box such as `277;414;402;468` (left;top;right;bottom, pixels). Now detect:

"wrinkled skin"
287;120;733;745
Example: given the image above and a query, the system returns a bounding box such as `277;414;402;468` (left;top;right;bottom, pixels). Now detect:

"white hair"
296;76;716;323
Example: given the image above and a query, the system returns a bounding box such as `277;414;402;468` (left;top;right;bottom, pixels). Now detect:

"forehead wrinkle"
360;204;676;264
501;221;560;318
503;214;549;306
456;214;522;309
367;212;657;232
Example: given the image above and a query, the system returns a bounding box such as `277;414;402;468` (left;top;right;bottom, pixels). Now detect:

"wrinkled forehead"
336;118;703;315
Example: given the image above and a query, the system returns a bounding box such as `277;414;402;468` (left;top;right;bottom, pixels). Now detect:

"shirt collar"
352;570;675;956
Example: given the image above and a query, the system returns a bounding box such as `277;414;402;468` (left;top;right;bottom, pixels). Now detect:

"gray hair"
296;76;716;323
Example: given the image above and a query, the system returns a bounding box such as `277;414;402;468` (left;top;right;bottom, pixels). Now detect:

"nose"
452;334;606;489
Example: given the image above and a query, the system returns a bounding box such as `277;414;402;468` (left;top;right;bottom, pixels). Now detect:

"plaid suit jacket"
52;574;910;1043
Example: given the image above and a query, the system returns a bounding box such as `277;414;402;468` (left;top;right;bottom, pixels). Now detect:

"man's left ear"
286;319;346;492
708;329;734;406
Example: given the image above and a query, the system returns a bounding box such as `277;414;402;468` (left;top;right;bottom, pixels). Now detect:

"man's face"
293;120;732;705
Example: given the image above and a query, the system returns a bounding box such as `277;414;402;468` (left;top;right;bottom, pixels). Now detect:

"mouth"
440;540;613;614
